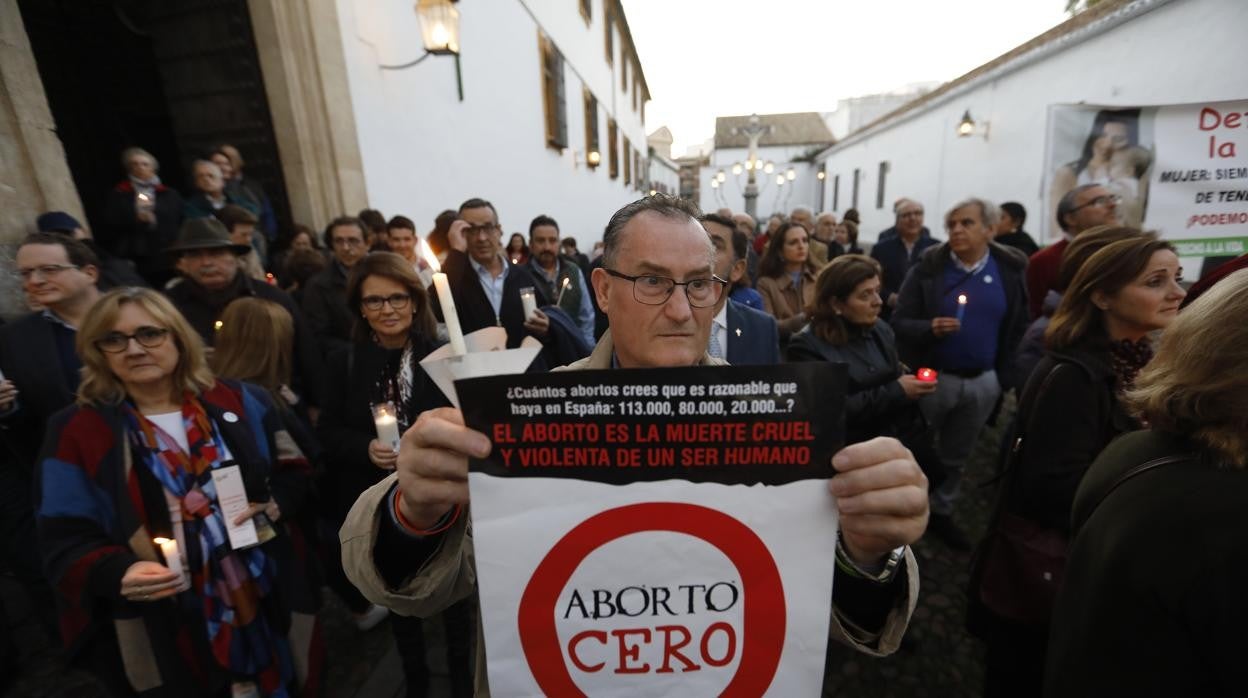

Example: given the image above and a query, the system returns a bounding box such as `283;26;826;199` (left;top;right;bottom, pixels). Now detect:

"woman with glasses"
316;252;467;697
755;221;820;341
35;288;320;697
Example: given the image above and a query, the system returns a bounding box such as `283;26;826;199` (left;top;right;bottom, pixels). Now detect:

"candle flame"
213;320;224;331
154;537;172;545
418;238;440;273
561;278;570;288
958;294;967;304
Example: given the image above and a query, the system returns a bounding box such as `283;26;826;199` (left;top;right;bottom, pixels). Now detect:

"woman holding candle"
970;232;1185;697
788;255;943;483
34;288;320;697
316;252;467;696
755;221;820;341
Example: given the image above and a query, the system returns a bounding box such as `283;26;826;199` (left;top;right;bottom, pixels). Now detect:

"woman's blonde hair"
210;298;293;407
1125;269;1248;466
77;288;214;406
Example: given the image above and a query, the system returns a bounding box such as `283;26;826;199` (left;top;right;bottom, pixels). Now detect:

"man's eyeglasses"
95;326;170;354
333;237;365;248
464;223;500;238
18;264;80;280
604;269;726;308
1070;194;1122;212
361;293;412;311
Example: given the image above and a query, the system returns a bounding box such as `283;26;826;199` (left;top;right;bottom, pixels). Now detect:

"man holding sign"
342;195;928;694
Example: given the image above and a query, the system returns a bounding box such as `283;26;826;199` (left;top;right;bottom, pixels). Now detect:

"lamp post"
730;114;774;218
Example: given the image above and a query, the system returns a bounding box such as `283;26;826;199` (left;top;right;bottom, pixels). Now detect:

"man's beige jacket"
341;330;919;695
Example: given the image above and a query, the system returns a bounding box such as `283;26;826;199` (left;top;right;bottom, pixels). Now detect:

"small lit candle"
154;537;188;590
956;294;968;322
213;320;224;332
916;367;938;383
556;277;571;306
371;401;402;452
265;273;276;285
520;287;537;321
419;238;467;356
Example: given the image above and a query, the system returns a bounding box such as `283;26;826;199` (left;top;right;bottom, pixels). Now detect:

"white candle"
371;402;402;452
520;287;537;321
956;294;968;322
420;238;468;356
154;537;188;590
556;277;571;306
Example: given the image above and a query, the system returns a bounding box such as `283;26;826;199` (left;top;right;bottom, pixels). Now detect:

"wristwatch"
835;534;906;585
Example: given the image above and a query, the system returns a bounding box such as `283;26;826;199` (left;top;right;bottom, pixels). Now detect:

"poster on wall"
1044;100;1248;258
456;363;846;697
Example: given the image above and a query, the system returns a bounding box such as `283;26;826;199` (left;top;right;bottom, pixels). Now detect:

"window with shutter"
579;0;591;24
623;137;632;185
584;90;599;169
604;4;614;64
608;119;619;179
539;34;568;150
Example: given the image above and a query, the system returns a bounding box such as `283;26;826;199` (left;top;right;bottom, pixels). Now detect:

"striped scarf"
125;396;293;696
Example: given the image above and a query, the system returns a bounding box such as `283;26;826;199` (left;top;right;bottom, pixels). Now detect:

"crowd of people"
0;141;1246;697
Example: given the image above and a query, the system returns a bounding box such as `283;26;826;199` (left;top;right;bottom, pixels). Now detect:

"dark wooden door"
18;0;292;237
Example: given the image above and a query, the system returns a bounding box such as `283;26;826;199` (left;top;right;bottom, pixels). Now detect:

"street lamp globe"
763;161;775;174
716;171;727;183
732;163;743;176
776;174;785;186
785;168;796;181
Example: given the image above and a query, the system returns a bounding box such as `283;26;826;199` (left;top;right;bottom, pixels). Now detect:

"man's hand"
930;317;961;337
233;499;281;525
368;439;398;470
0;380;18;411
829;437;929;567
395;407;489;530
448;219;469;253
523;308;550;337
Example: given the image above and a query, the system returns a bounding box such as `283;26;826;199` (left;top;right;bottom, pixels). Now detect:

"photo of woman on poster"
1050;108;1153;229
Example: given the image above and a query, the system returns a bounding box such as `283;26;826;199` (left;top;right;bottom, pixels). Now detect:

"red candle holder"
916;367;938;383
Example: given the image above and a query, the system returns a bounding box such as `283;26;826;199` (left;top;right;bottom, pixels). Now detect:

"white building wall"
335;0;649;248
648;154;680;195
815;0;1248;245
701;144;820;216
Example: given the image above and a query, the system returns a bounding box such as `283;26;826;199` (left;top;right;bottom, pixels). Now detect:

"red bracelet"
392;488;461;537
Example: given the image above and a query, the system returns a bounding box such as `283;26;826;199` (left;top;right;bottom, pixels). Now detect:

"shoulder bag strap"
1083;451;1198;521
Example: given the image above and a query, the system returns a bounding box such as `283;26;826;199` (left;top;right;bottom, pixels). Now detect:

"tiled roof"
714;113;834;149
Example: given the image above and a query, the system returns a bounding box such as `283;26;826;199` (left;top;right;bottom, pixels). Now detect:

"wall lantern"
957;109;989;140
816;170;826;180
587;150;601;167
379;0;464;100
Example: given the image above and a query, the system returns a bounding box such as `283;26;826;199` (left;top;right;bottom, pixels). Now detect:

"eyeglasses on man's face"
1070;194;1122;212
361;293;412;311
18;263;80;280
464;223;500;238
95;326;171;354
333;236;366;248
604;269;726;308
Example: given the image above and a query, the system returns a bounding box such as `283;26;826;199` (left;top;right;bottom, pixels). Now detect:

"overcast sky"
620;0;1071;155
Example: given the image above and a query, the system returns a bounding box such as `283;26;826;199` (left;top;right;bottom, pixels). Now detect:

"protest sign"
456;363;846;696
1044;100;1248;258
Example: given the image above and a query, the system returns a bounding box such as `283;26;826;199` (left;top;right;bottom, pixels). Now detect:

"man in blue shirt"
527;215;594;345
891;197;1029;549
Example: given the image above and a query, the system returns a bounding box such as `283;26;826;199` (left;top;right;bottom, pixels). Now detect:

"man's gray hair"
893;197;917;214
791;205;813;218
121;147;158;171
1056;183;1101;233
602;194;705;269
192;159;221;176
945;196;999;229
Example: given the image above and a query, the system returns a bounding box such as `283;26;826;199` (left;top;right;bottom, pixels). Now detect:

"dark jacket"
1003;344;1137;534
994;229;1040;257
787;322;911;444
35;381;320;693
1045;430;1237;697
0;313;80;465
301;262;356;358
317;338;449;521
101;181;183;284
182;187;259;220
431;250;551;349
870;233;940;316
164;274;325;406
725;300;780;365
890;242;1030;391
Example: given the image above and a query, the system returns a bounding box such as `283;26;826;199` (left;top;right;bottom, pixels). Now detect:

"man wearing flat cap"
162;218;325;409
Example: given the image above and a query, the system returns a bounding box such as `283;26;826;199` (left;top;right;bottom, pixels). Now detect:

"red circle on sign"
517;502;787;696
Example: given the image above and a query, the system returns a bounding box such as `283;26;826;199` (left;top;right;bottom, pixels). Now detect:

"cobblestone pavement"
822;399;1013;697
4;403;1012;698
